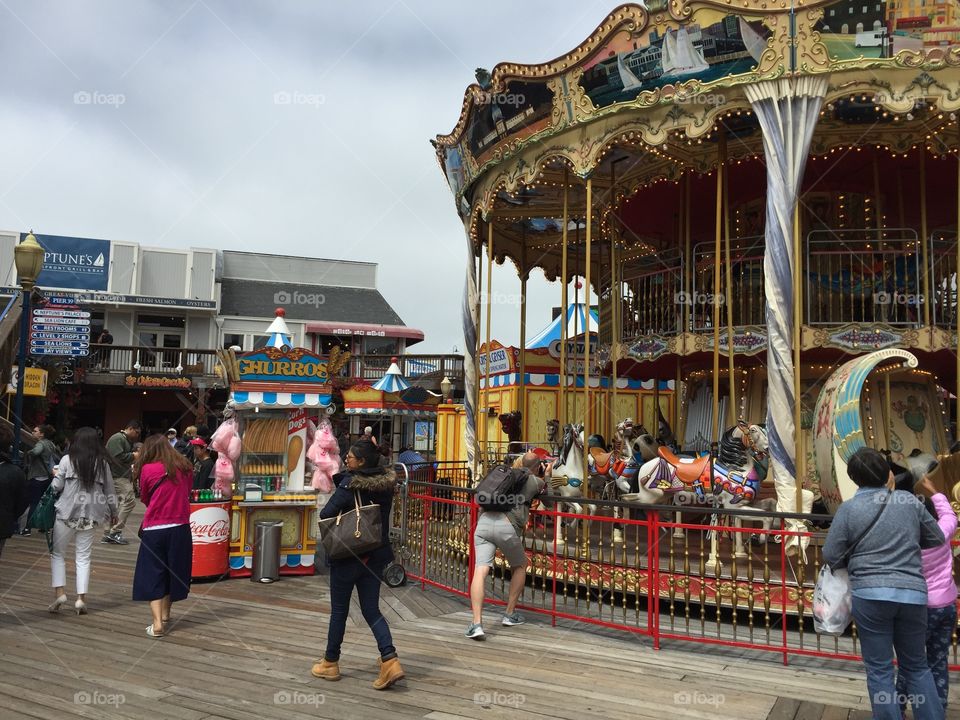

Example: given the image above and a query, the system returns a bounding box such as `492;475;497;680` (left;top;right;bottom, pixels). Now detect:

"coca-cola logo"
189;506;230;544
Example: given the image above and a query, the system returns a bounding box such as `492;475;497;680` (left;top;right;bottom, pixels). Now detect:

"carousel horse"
545;418;561;455
497;411;524;454
549;423;596;546
633;422;774;559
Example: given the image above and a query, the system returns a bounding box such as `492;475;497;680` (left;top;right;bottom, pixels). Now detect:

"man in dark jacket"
0;426;28;555
102;420;141;545
17;424;59;536
191;439;216;490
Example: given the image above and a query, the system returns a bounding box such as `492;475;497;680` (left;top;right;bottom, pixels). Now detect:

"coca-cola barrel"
189;501;231;578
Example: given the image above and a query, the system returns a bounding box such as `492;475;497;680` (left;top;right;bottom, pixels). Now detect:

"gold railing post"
560;173;569;429
483;221;494;474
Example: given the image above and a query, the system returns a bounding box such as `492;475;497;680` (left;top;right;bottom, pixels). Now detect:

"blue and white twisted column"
460;214;480;479
745;77;827;557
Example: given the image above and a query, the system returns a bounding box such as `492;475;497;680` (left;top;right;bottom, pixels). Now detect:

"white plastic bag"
813;564;852;635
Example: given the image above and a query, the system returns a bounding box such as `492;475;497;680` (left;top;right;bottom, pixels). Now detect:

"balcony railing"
79;347;466;386
619;228;954;335
79;344;220;376
345;354;465;384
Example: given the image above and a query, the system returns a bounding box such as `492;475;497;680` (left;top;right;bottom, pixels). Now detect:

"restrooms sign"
33;234;110;291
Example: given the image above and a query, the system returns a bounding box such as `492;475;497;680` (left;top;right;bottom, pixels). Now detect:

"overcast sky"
0;1;615;352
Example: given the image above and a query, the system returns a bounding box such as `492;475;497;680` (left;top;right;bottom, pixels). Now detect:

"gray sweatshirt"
822;487;945;595
52;456;118;525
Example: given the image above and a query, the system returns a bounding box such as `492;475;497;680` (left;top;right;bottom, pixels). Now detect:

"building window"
874;19;882;28
363;336;399;356
842;22;849;32
252;335;270;350
862;4;867;12
856;21;864;32
223;333;244;350
830;7;835;15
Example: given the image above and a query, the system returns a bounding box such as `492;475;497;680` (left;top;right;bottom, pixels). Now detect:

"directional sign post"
29;303;92;357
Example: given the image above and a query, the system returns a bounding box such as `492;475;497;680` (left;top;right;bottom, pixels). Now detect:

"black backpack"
475;464;528;512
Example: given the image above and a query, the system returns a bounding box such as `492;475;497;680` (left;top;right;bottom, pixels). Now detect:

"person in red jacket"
132;434;193;637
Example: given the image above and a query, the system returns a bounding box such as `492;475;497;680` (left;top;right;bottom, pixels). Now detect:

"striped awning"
230;391;332;408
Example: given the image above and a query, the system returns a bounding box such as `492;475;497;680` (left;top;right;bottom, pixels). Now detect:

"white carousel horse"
633;422;775;561
549;422;596;547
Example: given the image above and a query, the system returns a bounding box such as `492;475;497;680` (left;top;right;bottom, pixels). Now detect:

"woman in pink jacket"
896;464;958;715
132;434;193;637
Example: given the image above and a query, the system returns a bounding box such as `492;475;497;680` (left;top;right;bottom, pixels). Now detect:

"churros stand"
218;309;350;578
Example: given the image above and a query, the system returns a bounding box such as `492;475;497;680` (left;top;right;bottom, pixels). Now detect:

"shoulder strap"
842;489;891;562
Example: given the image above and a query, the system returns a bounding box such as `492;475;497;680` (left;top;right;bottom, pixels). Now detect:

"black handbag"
318;491;382;561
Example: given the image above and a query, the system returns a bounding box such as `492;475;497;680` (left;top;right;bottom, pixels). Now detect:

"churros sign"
237;348;330;384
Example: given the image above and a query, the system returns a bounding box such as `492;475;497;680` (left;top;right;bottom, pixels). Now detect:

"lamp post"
440;376;452;403
12;232;45;465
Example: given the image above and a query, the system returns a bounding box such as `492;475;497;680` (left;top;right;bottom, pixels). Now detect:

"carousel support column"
745;76;826;560
560;172;569;429
611;162;620;434
684;175;692;345
519;235;528;439
920;149;931;329
723;132;736;426
473;236;483;471
582;177;594;541
956;121;960;439
884;372;892;449
712;132;725;447
483;221;494;474
793;208;804;516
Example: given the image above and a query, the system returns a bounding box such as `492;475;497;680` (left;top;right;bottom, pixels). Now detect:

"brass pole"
956;122;960;439
723;134;736;426
611;164;619;432
560;173;569;429
484;221;494;472
519;234;528;430
884;372;892;450
583;177;593;485
712;137;724;445
684;175;692;348
920;149;931;328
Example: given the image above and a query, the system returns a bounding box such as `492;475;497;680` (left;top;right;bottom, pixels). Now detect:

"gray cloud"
0;0;612;351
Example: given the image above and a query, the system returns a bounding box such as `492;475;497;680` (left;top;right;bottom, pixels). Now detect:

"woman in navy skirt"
132;434;193;637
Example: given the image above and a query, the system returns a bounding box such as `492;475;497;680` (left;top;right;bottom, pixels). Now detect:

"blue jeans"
852;596;944;720
324;559;395;662
896;603;956;715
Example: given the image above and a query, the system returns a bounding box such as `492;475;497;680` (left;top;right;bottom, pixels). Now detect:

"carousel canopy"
526;303;599;349
371;357;411;393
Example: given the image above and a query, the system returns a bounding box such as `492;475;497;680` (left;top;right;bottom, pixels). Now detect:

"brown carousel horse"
497;410;524;454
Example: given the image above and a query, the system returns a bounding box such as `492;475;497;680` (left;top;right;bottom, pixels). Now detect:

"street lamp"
12;232;45;465
440;376;452;403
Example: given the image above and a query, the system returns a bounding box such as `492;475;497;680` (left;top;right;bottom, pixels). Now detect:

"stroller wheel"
383;562;406;587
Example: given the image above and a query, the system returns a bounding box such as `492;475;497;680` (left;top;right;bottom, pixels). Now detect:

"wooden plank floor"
0;507;946;719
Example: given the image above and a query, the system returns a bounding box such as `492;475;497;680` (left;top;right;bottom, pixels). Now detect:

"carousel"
415;0;960;631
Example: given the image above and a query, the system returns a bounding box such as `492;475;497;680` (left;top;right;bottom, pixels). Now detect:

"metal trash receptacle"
251;521;283;583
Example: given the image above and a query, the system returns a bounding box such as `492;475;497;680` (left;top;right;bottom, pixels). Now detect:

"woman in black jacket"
312;439;404;690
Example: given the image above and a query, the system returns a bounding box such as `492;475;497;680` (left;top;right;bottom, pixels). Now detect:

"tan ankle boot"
311;658;340;681
372;657;404;690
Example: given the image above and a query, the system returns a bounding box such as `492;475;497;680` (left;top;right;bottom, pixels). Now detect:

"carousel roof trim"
433;0;831;150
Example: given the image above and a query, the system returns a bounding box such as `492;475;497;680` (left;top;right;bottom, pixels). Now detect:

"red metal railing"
393;468;960;670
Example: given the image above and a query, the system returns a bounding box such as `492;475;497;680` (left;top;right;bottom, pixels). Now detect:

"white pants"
50;521;95;595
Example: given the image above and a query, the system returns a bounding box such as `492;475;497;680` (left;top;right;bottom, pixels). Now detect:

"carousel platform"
0;504;883;719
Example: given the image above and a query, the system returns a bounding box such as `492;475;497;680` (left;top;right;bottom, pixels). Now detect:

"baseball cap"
189;438;207;448
166;428;177;435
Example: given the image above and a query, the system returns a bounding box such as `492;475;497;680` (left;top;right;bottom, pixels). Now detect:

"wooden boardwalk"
0;507;946;719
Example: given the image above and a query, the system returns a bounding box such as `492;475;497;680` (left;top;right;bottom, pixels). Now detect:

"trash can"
251;521;283;583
